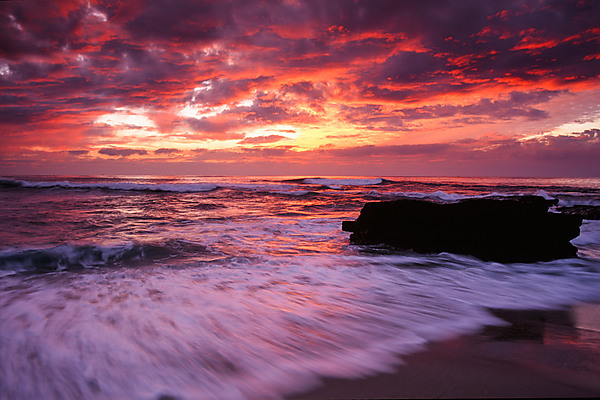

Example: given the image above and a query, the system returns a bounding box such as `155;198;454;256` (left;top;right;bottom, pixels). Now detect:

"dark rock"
556;205;600;220
342;196;582;262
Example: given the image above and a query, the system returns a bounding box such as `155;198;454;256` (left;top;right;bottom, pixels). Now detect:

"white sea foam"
303;178;384;186
557;197;600;207
535;189;556;200
391;190;467;201
1;250;599;400
5;178;218;193
219;182;297;193
274;190;311;196
572;220;600;246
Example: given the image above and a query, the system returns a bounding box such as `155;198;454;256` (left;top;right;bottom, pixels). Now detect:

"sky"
1;0;599;177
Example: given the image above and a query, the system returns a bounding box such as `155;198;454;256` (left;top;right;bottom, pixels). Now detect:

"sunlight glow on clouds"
551;114;600;136
96;109;156;129
0;0;599;176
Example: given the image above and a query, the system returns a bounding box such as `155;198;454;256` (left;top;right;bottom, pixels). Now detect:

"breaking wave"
0;178;218;193
0;239;215;275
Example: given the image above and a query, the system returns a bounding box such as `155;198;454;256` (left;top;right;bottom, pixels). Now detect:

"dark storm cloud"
98;148;148;157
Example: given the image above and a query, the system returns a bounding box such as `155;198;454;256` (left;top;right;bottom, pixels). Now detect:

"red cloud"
1;0;599;176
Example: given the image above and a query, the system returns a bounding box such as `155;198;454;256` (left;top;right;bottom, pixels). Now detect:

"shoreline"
287;303;600;399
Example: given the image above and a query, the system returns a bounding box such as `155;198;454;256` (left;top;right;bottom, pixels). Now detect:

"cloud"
154;148;181;154
98;148;148;157
123;0;231;43
1;0;599;176
329;143;452;158
184;117;245;140
281;81;326;101
67;150;89;156
238;135;289;145
376;52;447;83
188;77;272;106
0;106;52;124
0;2;86;58
240;146;293;158
227;90;320;125
339;89;562;131
305;129;600;176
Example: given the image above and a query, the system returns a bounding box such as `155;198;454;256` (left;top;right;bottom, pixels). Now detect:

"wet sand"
288;304;600;399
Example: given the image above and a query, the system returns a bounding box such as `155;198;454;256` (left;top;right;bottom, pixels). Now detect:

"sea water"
1;176;600;399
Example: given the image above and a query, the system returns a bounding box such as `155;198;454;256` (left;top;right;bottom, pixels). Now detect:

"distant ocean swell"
2;176;599;206
0;178;219;193
0;177;389;193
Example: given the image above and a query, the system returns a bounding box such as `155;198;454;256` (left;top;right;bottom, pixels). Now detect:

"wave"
0;178;218;193
378;189;559;203
297;177;386;188
572;220;600;246
2;177;317;196
3;177;599;208
0;239;214;275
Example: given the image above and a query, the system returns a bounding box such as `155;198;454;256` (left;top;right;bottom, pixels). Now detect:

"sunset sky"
1;0;599;177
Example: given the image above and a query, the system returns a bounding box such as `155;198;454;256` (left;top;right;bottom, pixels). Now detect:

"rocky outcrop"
556;205;600;220
342;196;582;262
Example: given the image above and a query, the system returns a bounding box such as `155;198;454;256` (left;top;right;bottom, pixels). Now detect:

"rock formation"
556;205;600;220
342;196;582;262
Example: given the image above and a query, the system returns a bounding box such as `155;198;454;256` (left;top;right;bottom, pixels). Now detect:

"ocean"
1;175;600;400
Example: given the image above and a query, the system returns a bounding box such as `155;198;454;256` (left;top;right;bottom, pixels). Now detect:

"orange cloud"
1;0;599;176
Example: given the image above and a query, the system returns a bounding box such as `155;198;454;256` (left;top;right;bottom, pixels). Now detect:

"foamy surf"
1;251;599;400
0;178;219;193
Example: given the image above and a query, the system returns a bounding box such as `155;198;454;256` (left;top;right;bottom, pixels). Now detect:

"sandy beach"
288;304;600;399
